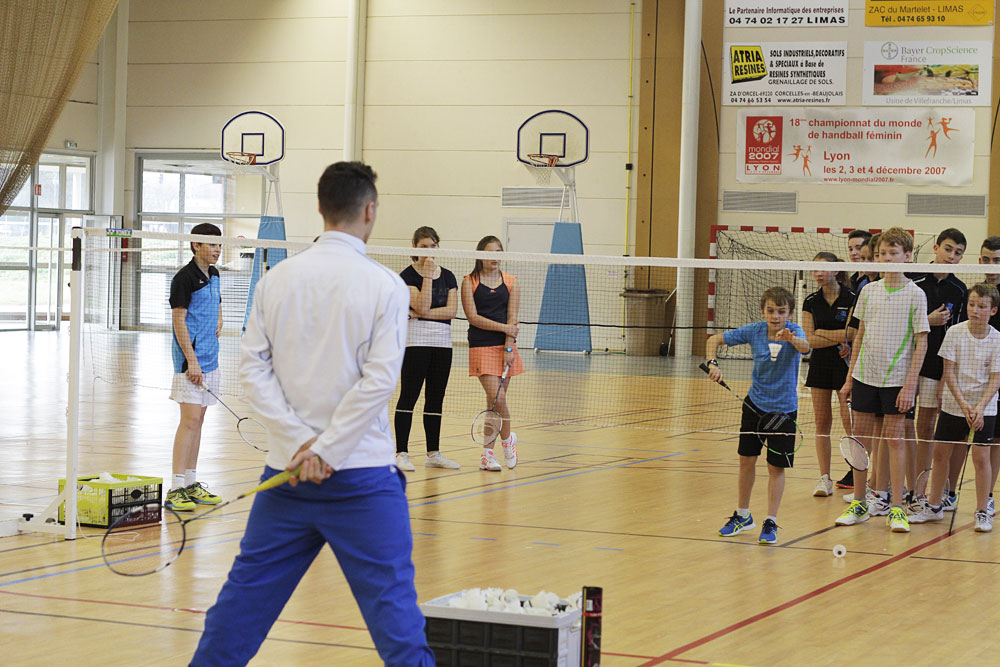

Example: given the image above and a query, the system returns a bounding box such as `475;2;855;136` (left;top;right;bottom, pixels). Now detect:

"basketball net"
526;153;559;186
225;151;263;177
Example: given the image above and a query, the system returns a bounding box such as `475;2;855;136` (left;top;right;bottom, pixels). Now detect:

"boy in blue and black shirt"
705;286;810;545
167;222;224;511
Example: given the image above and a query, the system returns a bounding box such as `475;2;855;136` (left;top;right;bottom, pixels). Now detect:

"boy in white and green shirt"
838;227;930;533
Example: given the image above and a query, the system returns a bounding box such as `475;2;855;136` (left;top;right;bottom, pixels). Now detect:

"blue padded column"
242;216;288;332
535;222;591;352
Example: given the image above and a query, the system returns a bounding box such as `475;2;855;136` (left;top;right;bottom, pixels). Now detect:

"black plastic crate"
422;593;580;667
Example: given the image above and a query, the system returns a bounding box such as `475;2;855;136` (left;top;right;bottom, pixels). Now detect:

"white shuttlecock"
833;544;847;558
98;472;118;483
448;597;468;608
530;590;559;613
501;589;520;605
524;605;552;616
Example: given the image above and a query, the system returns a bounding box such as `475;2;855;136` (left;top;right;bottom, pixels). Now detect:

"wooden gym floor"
3;330;1000;666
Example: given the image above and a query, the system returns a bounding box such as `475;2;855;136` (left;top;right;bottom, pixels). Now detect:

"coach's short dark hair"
847;229;872;245
760;286;795;312
317;161;377;223
982;236;1000;252
936;227;967;248
190;222;221;253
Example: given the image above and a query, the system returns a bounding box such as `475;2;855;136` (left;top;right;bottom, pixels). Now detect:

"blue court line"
470;537;496;541
595;547;624;552
409;452;683;508
412;532;436;536
532;542;560;546
0;534;244;588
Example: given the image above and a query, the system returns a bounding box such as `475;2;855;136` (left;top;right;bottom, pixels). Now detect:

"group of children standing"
709;227;1000;544
165;225;524;512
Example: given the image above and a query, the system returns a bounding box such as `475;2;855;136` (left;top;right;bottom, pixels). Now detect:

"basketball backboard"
221;111;285;166
516;110;589;167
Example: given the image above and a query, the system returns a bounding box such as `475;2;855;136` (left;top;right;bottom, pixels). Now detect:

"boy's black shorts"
934;411;997;446
739;397;796;468
852;380;913;417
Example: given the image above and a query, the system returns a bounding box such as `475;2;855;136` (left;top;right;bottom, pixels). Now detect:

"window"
35;154;92;210
134;154;268;328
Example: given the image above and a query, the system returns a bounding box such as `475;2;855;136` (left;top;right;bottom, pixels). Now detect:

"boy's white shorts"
170;368;221;406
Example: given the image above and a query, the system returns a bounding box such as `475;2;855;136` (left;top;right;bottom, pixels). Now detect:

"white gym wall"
43;0;642;254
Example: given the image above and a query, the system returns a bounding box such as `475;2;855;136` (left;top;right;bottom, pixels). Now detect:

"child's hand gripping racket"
839;400;870;473
102;466;302;576
203;387;269;452
472;363;510;447
699;362;803;466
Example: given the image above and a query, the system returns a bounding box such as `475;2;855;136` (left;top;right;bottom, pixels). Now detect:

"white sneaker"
395;452;415;472
908;501;944;524
975;509;993;532
813;474;833;497
988;495;995;517
843;492;854;503
425;452;460;469
501;432;518;469
868;493;891;517
942;492;956;512
480;449;502;472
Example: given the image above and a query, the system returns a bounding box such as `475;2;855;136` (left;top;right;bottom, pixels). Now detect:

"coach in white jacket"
192;162;433;666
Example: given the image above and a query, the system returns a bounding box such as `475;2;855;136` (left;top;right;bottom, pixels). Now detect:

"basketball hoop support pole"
675;0;703;358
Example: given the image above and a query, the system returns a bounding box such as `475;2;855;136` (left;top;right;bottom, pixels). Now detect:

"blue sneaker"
758;518;778;545
719;511;755;536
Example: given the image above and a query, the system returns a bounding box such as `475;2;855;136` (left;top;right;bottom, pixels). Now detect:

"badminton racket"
203;387;269;452
699;362;803;465
839;400;870;472
101;466;301;576
471;363;510;447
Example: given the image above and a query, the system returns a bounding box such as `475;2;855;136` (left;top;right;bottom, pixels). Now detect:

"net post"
64;227;84;539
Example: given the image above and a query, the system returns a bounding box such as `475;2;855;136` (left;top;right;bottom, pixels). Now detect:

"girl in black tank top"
393;227;461;471
461;236;524;472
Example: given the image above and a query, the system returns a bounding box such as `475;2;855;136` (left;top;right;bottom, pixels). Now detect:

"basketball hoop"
225;151;261;177
226;151;257;165
528;153;560;167
525;153;560;185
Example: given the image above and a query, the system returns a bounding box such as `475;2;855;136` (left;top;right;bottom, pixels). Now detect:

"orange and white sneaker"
501;432;518;469
480;449;502;471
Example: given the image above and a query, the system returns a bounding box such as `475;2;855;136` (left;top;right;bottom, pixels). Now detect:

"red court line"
639;523;971;666
0;589;367;632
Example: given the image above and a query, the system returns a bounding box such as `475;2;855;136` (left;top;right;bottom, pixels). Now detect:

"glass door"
0;211;30;330
34;215;63;329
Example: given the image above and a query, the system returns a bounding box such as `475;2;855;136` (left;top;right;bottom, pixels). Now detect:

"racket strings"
472;410;504;446
754;412;803;459
839;435;869;471
102;511;185;576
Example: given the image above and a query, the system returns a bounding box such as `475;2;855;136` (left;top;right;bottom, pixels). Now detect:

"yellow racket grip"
252;464;304;494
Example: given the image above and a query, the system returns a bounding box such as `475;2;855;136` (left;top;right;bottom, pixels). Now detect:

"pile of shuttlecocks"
443;588;581;616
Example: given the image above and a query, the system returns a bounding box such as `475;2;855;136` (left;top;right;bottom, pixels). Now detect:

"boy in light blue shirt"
705;286;810;544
